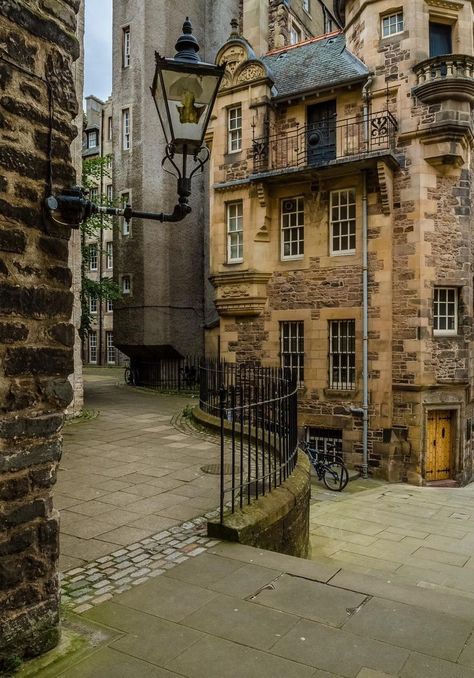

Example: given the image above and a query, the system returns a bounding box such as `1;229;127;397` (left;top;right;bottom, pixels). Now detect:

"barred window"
307;427;343;457
106;241;113;269
329;320;355;389
280;321;304;386
281;197;304;259
89;243;98;271
106;332;116;364
330;189;356;255
228;105;242;153
382;11;404;38
434;287;458;335
227;201;243;262
89;332;97;364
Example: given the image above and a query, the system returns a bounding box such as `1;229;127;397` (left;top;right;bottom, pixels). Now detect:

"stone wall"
0;0;80;668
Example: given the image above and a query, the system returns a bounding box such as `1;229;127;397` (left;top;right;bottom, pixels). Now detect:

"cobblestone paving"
61;512;221;614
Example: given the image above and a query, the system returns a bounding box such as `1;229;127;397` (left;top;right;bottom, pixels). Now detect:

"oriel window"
382;11;404;38
228;105;242;153
227;201;243;263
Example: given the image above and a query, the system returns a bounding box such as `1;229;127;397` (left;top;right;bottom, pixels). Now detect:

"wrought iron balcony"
413;55;474;103
251;110;398;174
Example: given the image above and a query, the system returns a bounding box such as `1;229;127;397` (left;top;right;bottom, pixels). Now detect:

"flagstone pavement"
31;368;474;678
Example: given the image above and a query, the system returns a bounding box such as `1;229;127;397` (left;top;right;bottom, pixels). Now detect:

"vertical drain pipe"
361;75;373;480
362;171;369;479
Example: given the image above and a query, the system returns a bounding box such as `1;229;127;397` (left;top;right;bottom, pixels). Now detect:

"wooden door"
426;410;454;481
429;22;452;58
307;100;337;166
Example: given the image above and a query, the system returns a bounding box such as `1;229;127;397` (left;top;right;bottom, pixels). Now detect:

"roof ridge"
264;30;342;57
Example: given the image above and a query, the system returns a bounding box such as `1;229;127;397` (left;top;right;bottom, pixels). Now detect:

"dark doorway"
429;22;452;58
307;100;337;166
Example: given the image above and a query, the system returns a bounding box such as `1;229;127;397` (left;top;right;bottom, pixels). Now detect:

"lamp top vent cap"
174;17;201;63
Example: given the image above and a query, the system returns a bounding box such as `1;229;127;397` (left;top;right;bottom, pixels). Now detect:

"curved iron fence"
200;360;299;522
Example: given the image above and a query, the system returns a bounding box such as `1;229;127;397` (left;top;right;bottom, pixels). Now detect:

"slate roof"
262;33;369;100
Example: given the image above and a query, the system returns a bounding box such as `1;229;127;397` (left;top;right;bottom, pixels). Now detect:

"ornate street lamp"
46;18;224;225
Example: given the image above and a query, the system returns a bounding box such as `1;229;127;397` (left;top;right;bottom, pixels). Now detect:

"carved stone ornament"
424;0;463;10
221;285;251;298
237;63;266;84
210;271;271;317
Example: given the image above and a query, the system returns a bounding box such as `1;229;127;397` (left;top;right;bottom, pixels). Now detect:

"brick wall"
0;0;80;667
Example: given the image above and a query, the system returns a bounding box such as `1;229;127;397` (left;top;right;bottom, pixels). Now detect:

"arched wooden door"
425;410;454;481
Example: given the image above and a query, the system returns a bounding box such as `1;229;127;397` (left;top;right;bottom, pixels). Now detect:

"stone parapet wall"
0;0;80;668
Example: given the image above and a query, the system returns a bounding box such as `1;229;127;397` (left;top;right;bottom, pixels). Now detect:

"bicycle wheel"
323;462;349;491
124;367;131;385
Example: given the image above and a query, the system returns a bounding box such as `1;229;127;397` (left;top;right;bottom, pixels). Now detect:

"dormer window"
382;11;404;38
87;130;98;149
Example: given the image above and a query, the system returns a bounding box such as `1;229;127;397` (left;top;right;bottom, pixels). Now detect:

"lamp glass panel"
161;69;221;144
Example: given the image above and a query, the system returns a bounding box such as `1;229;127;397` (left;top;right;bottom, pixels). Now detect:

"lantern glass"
153;58;223;154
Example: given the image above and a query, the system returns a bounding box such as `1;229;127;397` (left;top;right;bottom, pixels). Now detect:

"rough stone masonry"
0;0;80;668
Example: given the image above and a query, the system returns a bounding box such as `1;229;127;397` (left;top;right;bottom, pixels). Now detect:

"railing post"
219;384;226;523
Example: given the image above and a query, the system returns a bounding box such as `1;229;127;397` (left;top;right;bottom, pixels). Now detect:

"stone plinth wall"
0;0;80;669
208;453;311;558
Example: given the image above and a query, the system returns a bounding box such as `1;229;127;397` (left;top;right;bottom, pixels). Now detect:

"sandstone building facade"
0;0;81;665
111;0;334;375
207;0;474;485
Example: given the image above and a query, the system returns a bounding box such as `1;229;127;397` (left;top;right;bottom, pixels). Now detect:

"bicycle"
124;365;138;386
299;440;349;491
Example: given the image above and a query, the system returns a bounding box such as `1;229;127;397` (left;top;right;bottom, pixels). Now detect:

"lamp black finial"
175;17;200;62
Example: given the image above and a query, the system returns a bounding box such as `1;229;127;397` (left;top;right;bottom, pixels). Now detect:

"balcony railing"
413;55;474;104
252;110;398;174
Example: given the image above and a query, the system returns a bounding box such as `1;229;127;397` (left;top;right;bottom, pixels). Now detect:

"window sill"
324;388;357;399
225;260;244;266
281;255;304;262
434;332;458;338
330;250;356;257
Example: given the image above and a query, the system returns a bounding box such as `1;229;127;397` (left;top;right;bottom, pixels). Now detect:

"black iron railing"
200;360;299;522
130;355;201;392
252;110;398;173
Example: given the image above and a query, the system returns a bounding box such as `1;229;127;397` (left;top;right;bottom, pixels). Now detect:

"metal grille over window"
330;189;356;254
329;320;355;389
434;287;457;335
308;427;343;459
227;201;243;262
281;197;304;259
228;105;242;152
280;321;304;386
382;12;403;38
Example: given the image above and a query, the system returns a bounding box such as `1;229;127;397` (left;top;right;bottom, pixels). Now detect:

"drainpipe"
361;75;373;480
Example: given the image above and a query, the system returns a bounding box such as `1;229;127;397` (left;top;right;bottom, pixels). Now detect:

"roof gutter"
271;74;369;104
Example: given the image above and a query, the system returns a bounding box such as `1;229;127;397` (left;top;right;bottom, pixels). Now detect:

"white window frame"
381;11;404;38
303;0;311;14
123;27;131;68
330;189;356;256
122;276;131;294
88;332;97;364
89;187;99;203
106;298;114;312
226;201;243;263
281;197;304;260
89;295;97;315
121;192;130;235
290;22;302;45
89;243;98;271
106;332;116;364
106;184;113;202
87;130;98;149
434;287;458;336
280;321;304;386
106;241;113;269
228;105;242;153
122;108;130;150
107;116;113;141
329;320;356;390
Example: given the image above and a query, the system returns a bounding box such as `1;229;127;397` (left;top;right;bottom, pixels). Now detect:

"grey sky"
84;0;113;102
